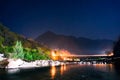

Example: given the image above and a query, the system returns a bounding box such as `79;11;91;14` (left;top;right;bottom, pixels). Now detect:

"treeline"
113;37;120;57
0;23;51;61
3;41;50;61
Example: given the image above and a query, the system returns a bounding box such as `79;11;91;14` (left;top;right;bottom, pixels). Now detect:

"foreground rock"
0;59;9;68
0;54;9;68
6;59;61;69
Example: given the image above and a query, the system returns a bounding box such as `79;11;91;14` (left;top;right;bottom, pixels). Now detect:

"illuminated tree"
13;41;24;59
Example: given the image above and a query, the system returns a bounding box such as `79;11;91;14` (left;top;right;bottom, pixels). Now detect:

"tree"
13;41;24;59
113;37;120;57
0;36;4;53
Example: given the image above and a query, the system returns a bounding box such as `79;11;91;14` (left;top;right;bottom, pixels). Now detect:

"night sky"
0;0;120;40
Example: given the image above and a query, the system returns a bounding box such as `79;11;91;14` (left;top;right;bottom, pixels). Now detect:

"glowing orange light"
51;50;58;60
51;49;72;61
108;52;114;56
59;49;72;60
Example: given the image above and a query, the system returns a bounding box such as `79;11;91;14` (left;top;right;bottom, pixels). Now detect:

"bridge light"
74;58;80;61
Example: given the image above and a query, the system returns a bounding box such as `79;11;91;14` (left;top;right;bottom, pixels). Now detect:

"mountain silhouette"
36;31;114;55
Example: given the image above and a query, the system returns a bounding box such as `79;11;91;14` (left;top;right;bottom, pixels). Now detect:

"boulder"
0;59;9;68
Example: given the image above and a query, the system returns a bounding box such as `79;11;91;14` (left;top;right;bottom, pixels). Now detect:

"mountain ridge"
36;31;114;55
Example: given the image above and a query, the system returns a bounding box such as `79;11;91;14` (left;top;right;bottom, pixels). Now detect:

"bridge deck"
60;54;107;57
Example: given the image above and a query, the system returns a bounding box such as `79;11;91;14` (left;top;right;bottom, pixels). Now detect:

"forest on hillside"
0;23;51;61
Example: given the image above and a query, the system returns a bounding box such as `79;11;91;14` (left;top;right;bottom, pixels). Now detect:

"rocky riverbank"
0;53;61;69
6;59;61;69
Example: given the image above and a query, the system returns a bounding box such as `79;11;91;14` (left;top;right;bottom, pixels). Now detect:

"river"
0;63;120;80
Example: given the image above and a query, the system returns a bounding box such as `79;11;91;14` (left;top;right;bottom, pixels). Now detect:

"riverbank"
0;53;61;69
5;59;61;69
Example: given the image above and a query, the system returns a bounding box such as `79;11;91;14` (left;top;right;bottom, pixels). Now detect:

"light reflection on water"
50;63;118;80
51;66;56;79
0;63;120;80
50;64;67;79
92;63;114;72
60;64;66;75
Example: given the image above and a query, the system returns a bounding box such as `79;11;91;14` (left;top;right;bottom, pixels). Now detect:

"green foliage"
9;41;50;61
0;36;4;53
0;36;4;44
3;46;13;58
4;46;13;53
0;23;51;61
0;45;4;53
12;41;24;59
24;51;33;61
0;40;50;61
24;48;50;61
37;47;51;59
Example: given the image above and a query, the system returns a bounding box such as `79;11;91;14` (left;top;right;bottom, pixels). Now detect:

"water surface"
0;64;120;80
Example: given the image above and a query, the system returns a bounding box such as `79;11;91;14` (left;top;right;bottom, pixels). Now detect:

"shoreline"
7;59;61;69
0;54;61;69
0;59;61;69
0;58;62;74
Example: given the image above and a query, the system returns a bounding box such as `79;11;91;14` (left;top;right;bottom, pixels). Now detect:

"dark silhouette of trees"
113;37;120;57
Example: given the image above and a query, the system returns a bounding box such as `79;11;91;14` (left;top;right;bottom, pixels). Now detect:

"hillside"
0;23;50;60
0;23;44;49
36;31;114;55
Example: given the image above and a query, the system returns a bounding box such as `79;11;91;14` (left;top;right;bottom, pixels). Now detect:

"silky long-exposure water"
0;63;120;80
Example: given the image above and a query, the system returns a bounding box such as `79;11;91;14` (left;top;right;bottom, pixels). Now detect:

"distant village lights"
51;49;72;61
51;49;114;61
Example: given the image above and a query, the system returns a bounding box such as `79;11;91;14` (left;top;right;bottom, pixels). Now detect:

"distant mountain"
36;31;114;55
